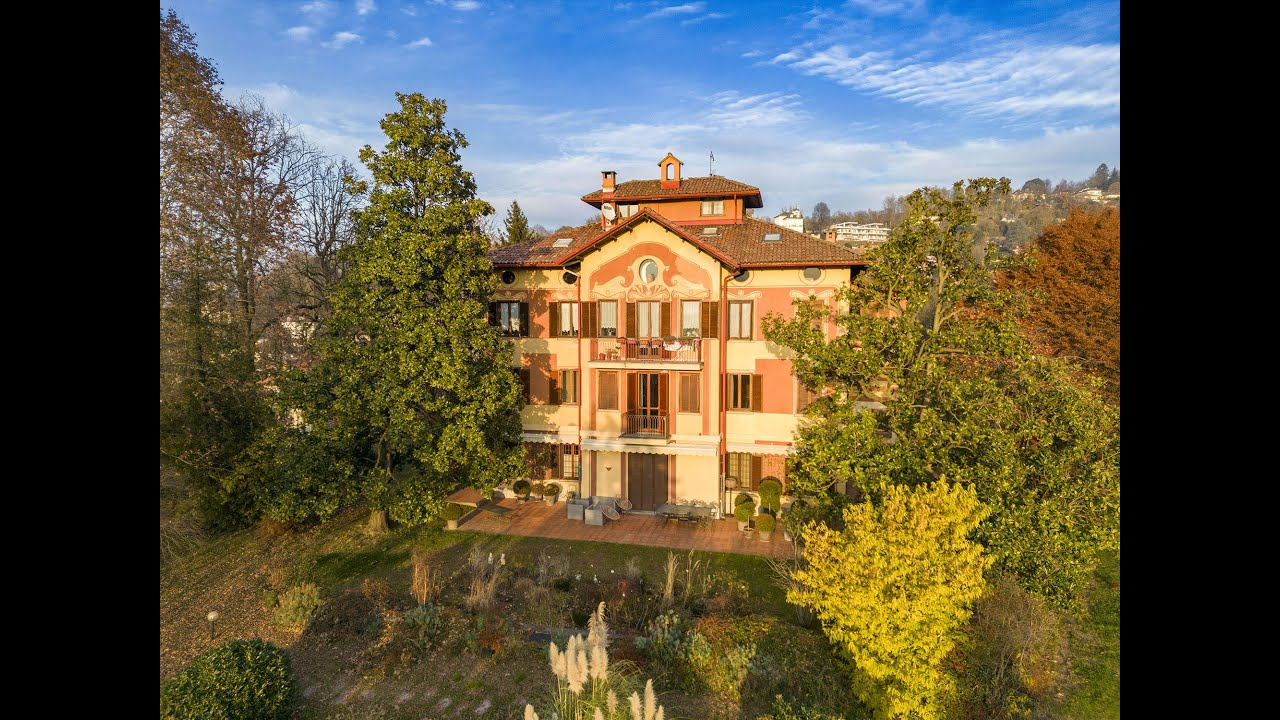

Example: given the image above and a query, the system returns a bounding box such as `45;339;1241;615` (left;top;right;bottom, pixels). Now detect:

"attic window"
553;238;573;247
763;233;782;243
701;227;719;235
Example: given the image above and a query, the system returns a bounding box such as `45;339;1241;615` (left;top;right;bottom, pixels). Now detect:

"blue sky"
166;1;1120;230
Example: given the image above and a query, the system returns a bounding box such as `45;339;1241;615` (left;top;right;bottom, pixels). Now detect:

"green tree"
324;92;524;531
1087;163;1110;189
790;481;991;720
499;199;539;246
763;178;1119;609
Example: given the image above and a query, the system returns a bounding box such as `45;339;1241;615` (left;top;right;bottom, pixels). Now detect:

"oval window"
803;267;821;281
501;270;516;284
562;271;578;285
639;259;659;283
732;269;750;283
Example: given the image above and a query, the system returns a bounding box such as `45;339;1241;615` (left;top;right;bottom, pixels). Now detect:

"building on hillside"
771;208;804;233
822;221;890;248
487;153;870;515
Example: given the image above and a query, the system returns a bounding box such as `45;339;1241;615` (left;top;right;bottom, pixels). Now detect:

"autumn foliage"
1001;208;1120;401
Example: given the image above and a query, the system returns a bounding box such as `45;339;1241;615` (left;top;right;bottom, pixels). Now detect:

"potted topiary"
734;500;755;531
531;481;546;502
758;478;783;515
513;479;531;500
754;512;775;541
544;483;560;506
442;502;465;530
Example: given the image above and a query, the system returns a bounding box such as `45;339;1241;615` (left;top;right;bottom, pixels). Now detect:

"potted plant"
758;478;783;515
513;479;531;500
531;481;546;502
754;512;775;541
734;500;755;531
442;502;465;530
544;482;560;506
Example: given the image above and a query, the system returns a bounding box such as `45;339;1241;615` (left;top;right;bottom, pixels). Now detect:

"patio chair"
616;497;633;512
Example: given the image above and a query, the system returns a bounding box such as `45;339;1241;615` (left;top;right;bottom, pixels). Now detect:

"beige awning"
581;438;718;457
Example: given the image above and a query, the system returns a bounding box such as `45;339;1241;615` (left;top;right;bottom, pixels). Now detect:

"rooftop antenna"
708;150;715;176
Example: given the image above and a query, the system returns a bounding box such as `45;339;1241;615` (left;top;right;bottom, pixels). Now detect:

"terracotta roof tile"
488;212;867;268
693;217;868;267
582;176;761;204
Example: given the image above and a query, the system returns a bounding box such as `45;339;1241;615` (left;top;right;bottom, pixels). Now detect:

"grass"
160;505;1118;720
1058;549;1120;719
160;504;860;719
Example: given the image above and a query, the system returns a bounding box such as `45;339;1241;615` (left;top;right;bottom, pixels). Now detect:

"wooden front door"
627;453;668;512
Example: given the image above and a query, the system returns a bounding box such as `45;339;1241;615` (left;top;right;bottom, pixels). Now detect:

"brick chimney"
601;170;616;194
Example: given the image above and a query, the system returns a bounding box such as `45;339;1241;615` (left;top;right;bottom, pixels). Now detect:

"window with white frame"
728;301;752;340
559;302;578;336
700;199;724;216
681;300;700;337
599;301;618;337
637;301;661;338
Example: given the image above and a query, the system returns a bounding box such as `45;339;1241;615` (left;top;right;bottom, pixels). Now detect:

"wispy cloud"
681;11;729;26
779;43;1119;118
284;25;314;41
646;3;704;19
453;0;480;10
356;0;376;15
322;31;363;49
405;36;434;48
300;1;334;15
740;50;762;58
704;91;807;128
843;0;926;17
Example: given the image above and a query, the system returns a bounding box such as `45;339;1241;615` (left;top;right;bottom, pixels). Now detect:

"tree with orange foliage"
1001;208;1120;401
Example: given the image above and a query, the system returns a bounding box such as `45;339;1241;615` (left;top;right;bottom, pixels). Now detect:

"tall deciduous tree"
500;199;538;246
764;178;1120;609
160;10;271;529
812;201;832;232
999;208;1120;402
790;481;992;720
324;92;524;531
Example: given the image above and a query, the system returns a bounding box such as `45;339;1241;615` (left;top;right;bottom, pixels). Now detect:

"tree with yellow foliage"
789;481;991;720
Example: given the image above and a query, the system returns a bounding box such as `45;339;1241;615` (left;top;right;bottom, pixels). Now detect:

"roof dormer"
658;152;682;189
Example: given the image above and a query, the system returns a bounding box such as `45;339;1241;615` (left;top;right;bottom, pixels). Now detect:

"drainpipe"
719;267;731;516
577;268;587;500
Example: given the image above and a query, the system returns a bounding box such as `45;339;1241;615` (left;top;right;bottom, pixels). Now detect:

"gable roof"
582;176;764;208
487;209;869;269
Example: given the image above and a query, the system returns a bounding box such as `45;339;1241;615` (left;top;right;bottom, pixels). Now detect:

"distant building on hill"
823;222;890;248
771;208;805;233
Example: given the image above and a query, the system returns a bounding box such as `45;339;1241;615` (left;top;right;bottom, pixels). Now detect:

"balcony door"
627;453;668;512
627;372;667;435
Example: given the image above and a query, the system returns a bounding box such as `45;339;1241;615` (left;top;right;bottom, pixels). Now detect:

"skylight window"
762;233;782;243
702;227;719;235
553;238;573;247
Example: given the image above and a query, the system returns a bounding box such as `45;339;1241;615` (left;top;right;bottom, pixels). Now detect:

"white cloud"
356;0;376;15
406;36;434;48
402;6;417;15
740;50;762;58
781;43;1119;119
300;1;334;15
284;25;314;41
843;0;926;17
322;31;363;49
704;91;807;128
453;0;480;10
646;3;704;19
681;12;729;26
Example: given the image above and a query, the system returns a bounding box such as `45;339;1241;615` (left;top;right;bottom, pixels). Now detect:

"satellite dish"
601;203;617;221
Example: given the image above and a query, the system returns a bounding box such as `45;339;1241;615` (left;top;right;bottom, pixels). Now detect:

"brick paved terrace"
456;498;796;558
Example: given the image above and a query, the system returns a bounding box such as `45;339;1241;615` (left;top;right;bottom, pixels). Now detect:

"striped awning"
725;442;794;456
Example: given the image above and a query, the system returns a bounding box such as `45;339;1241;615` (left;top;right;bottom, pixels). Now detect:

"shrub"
758;478;783;513
160;639;297;720
760;695;848;720
545;482;561;499
275;582;321;629
441;503;465;521
755;513;776;533
734;493;755;507
532;481;547;498
401;603;445;652
514;479;532;496
734;502;755;523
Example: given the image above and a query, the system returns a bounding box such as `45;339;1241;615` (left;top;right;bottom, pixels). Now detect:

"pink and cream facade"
488;154;868;512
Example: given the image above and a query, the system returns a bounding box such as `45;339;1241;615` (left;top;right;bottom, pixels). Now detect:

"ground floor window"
560;443;580;478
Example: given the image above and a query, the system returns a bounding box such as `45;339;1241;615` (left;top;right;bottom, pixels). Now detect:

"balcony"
589;336;702;366
622;411;669;438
